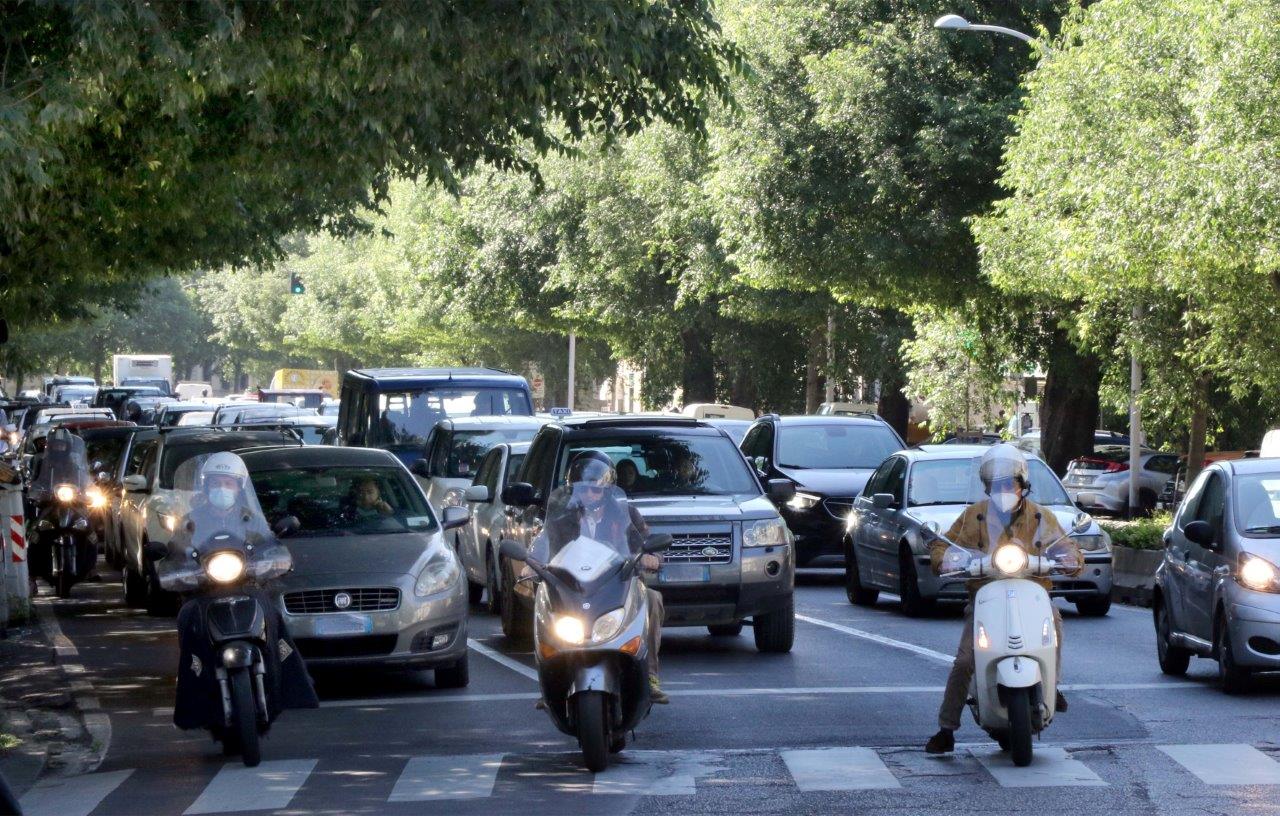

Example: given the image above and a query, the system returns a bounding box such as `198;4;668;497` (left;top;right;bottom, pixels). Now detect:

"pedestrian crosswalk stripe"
182;759;317;814
781;747;901;791
1159;744;1280;785
19;769;132;816
972;746;1106;787
592;750;725;795
389;754;504;802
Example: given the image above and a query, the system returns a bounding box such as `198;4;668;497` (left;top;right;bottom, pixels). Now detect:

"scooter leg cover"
644;584;663;676
938;604;975;731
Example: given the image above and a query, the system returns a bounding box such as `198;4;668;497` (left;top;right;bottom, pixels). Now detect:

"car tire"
484;548;502;616
1074;595;1111;617
844;539;879;607
1217;621;1250;695
1154;599;1190;676
499;557;532;645
122;564;147;607
898;550;932;618
707;623;743;637
753;599;794;653
467;580;484;606
143;562;177;617
435;653;470;689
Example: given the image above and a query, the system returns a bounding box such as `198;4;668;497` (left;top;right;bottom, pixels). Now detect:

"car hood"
903;504;1101;537
777;467;874;497
628;494;778;522
275;531;439;585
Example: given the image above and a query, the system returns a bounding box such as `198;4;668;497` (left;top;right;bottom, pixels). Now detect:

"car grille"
822;497;856;519
282;588;400;615
294;634;398;659
661;533;733;565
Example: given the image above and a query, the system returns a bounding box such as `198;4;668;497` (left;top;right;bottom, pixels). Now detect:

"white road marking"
781;747;900;791
973;746;1106;787
19;769;132;816
389;754;504;801
1159;744;1280;785
33;598;111;771
320;691;542;709
795;613;959;664
592;751;724;795
183;759;317;814
467;637;540;681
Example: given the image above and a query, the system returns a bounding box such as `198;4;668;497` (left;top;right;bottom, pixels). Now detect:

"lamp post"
935;14;1144;516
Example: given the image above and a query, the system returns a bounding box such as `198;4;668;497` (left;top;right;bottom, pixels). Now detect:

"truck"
111;354;173;395
269;368;339;397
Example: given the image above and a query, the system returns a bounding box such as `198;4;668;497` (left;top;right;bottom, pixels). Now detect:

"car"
1153;459;1280;692
740;414;905;568
52;384;98;406
1063;447;1179;516
117;428;304;614
845;444;1114;617
174;410;215;427
1013;429;1132;458
238;413;338;445
408;416;550;522
73;422;141;564
93;386;166;419
703;418;752;445
457;441;530;609
43;375;95;401
815;401;879;416
239;445;471;683
154;401;220;428
499;415;798;652
334;367;535;467
681;403;754;420
256;388;328;409
17;406;116;448
122;395;177;425
212;402;316;426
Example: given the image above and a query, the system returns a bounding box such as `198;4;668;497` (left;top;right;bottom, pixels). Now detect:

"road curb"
30;598;111;774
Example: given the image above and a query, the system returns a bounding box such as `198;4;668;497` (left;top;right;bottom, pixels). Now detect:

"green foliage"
1100;512;1174;552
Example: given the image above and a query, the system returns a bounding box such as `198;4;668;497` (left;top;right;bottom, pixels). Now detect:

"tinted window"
777;424;902;470
740;424;766;458
474;448;500;491
125;439;156;476
863;458;897;497
1195;472;1226;534
885;458;907;504
562;433;759;497
504;453;526;485
85;436;129;477
521;431;559;500
367;387;534;446
437;428;540;478
251;466;435;536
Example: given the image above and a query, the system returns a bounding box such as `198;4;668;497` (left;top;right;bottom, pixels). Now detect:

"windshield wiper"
1245;525;1280;533
908;501;962;507
777;463;810;469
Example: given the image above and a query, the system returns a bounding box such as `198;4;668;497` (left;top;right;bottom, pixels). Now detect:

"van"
681;403;754;420
1260;428;1280;459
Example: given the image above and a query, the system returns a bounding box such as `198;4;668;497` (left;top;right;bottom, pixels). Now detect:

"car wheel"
499;557;532;645
467;579;484;605
122;564;147;607
484;549;502;616
707;623;743;637
898;549;932;618
435;653;470;689
844;539;879;607
1074;595;1111;617
1154;599;1190;676
1218;620;1250;694
143;562;177;617
753;599;794;653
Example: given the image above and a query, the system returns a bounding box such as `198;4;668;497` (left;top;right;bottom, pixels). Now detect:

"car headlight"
414;548;461;597
591;608;627;643
7;432;18;446
786;491;821;511
744;517;790;548
1075;533;1110;552
162;513;179;532
86;486;108;509
205;551;246;584
554;615;586;645
443;487;466;508
1238;553;1280;593
54;483;76;503
993;544;1028;576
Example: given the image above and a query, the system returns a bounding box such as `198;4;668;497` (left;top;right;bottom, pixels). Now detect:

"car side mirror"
91;459;104;472
501;482;537;507
1074;499;1088;511
500;538;529;562
1184;519;1216;548
441;505;470;531
409;459;431;477
872;493;896;510
122;474;149;493
464;484;491;503
143;540;168;561
922;520;941;538
767;479;796;503
95;471;110;483
273;515;302;538
752;455;768;475
643;533;673;554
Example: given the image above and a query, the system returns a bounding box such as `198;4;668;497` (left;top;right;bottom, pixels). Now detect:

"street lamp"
932;14;1042;47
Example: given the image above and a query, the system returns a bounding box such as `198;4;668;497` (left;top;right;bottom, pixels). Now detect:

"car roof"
554;416;727;438
344;367;523;386
435;416;550;431
762;414;890;427
158;429;302;449
507;441;532;454
239;444;401;470
74;425;140;439
160;402;214;411
239;414;336;426
1226;458;1280;476
909;444;995;458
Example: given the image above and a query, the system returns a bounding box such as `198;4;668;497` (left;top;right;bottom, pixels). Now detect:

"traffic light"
289;272;305;295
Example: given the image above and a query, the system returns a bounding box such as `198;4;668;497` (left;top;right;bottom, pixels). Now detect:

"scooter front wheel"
1006;687;1034;767
575;691;610;772
229;668;261;768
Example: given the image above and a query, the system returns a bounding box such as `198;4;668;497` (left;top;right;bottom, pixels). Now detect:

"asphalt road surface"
17;571;1280;816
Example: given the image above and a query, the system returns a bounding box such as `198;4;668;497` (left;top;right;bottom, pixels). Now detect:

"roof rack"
573;416;708;428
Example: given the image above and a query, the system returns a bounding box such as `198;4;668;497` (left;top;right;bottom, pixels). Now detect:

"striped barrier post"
0;483;29;623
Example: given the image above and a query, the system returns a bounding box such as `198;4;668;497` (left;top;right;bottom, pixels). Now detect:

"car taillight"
1074;457;1128;473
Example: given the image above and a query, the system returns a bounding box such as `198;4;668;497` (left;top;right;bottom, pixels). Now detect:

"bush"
1099;512;1173;551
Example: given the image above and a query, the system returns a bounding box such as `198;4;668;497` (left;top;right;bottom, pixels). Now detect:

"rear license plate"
313;614;373;637
659;565;711;583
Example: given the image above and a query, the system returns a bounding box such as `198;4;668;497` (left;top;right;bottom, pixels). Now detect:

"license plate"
659;564;711;583
312;613;373;637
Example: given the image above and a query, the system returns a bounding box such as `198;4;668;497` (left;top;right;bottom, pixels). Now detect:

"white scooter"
928;514;1091;766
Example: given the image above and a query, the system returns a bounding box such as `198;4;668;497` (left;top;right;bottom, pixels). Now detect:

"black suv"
741;414;905;567
498;416;798;653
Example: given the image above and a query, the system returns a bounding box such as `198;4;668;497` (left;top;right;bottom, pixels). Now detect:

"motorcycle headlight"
1238;553;1280;593
86;487;107;510
205;551;246;584
8;432;18;446
554;615;586;645
54;483;76;503
414;548;460;597
744;517;790;548
993;544;1028;576
162;514;179;532
591;608;627;643
443;487;466;508
786;491;821;511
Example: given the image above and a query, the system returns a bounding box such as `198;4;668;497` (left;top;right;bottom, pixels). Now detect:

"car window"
439;428;540;479
367;387;533;447
1234;473;1280;535
907;457;1071;507
125;439;156;477
1194;472;1226;535
504;452;526;486
740;423;766;459
863;457;896;497
474;447;500;490
777;423;902;470
250;466;436;536
84;436;129;478
1177;470;1210;528
562;433;760;497
1146;455;1178;475
157;441;286;489
885;458;907;504
521;431;558;501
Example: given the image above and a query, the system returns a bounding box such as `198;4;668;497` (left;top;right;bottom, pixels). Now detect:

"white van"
681;403;754;420
1260;428;1280;459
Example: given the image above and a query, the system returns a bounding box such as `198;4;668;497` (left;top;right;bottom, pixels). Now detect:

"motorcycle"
28;430;99;598
501;529;672;772
926;515;1090;766
153;453;315;767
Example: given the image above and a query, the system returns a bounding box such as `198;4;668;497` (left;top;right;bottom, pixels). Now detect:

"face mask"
209;487;236;511
991;489;1020;514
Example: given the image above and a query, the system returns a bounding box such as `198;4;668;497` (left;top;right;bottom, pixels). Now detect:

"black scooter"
501;532;671;771
33;487;96;598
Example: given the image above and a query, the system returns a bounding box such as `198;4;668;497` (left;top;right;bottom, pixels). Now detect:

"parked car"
154;401;220;428
1064;447;1180;515
213;402;316;426
499;416;798;652
1153;459;1280;692
117;428;304;614
1014;429;1132;458
238;413;338;445
846;444;1114;617
740;414;905;568
93;386;165;419
409;416;550;521
241;445;471;684
457;441;530;609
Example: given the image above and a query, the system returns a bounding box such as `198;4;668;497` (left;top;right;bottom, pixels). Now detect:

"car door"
119;436;159;566
463;447;502;579
1184;470;1227;641
853;456;898;587
1162;469;1207;636
875;458;910;586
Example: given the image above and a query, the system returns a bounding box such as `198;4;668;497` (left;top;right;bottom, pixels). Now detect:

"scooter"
928;514;1091;767
33;483;98;598
500;532;671;772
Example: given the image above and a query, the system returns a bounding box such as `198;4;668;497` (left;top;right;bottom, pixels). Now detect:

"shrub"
1099;512;1173;551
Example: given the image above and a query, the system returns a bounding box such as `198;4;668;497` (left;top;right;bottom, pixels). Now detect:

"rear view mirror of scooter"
642;533;673;554
500;539;530;562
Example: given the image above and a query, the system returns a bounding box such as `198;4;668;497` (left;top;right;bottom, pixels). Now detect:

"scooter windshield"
30;430;92;496
1041;537;1081;573
937;539;985;577
547;536;627;591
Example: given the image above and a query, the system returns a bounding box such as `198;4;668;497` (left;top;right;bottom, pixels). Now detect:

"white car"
457;441;529;609
410;415;549;525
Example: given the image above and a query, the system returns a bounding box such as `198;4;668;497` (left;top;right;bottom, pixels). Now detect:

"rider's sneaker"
1055;691;1068;712
925;728;956;754
534;699;547;711
649;675;669;704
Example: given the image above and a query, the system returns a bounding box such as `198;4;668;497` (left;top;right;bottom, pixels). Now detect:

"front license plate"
313;613;373;637
659;564;711;583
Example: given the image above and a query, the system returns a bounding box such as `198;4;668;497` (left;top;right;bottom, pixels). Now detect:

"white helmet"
200;451;249;487
978;443;1029;493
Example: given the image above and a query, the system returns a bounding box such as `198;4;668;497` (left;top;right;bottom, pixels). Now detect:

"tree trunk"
92;358;103;385
804;327;823;413
1186;374;1210;485
680;326;716;404
729;366;756;412
877;367;911;442
1039;328;1102;475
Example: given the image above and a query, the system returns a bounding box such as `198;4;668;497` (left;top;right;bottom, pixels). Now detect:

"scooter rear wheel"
576;691;610;772
229;668;261;768
55;569;74;599
1006;687;1034;767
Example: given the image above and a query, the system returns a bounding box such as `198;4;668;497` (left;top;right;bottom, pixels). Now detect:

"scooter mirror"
500;539;529;562
273;515;302;538
922;520;941;536
143;540;168;561
1071;512;1092;534
643;533;673;554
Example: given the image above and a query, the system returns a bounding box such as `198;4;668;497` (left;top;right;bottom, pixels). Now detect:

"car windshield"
159;440;290;488
439;428;540;478
250;466;436;536
504;452;526;483
907;457;1071;507
1234;473;1280;535
369;387;533;446
777;424;902;469
563;433;760;497
175;411;214;427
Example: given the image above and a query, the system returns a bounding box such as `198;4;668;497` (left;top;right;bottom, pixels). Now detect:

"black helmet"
566;450;616;488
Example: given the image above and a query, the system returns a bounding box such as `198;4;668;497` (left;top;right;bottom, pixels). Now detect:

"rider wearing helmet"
924;443;1082;755
175;451;273;546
